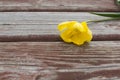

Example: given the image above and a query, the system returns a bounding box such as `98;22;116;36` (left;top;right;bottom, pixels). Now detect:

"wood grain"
0;0;119;12
0;12;120;42
0;41;119;80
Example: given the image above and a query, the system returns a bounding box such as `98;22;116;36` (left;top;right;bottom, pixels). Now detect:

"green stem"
87;17;120;23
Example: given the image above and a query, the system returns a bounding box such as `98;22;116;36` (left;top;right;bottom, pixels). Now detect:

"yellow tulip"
58;21;92;46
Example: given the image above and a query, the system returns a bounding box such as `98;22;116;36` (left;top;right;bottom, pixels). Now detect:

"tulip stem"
87;17;120;23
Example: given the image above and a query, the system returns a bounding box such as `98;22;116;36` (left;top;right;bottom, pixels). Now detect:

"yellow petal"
86;30;93;42
71;33;84;45
60;28;73;42
81;21;89;31
73;22;85;32
58;21;77;32
58;21;69;32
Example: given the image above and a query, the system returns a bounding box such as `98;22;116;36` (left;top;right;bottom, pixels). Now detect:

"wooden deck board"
0;0;119;12
0;41;119;80
0;12;120;41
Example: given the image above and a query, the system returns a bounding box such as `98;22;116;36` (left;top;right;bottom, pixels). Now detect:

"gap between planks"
0;34;120;42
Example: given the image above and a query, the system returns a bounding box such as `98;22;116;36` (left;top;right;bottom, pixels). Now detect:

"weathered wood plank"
0;41;119;80
0;12;120;41
0;0;119;11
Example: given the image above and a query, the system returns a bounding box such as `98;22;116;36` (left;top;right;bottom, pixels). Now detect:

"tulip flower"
58;21;92;46
57;13;120;46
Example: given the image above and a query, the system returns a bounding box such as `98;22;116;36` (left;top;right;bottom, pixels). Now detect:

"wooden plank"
0;0;119;12
0;41;119;80
0;12;120;41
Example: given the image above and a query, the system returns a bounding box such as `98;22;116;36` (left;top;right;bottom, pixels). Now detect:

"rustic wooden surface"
0;0;120;76
0;0;119;12
0;12;120;42
0;41;119;80
0;12;120;80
